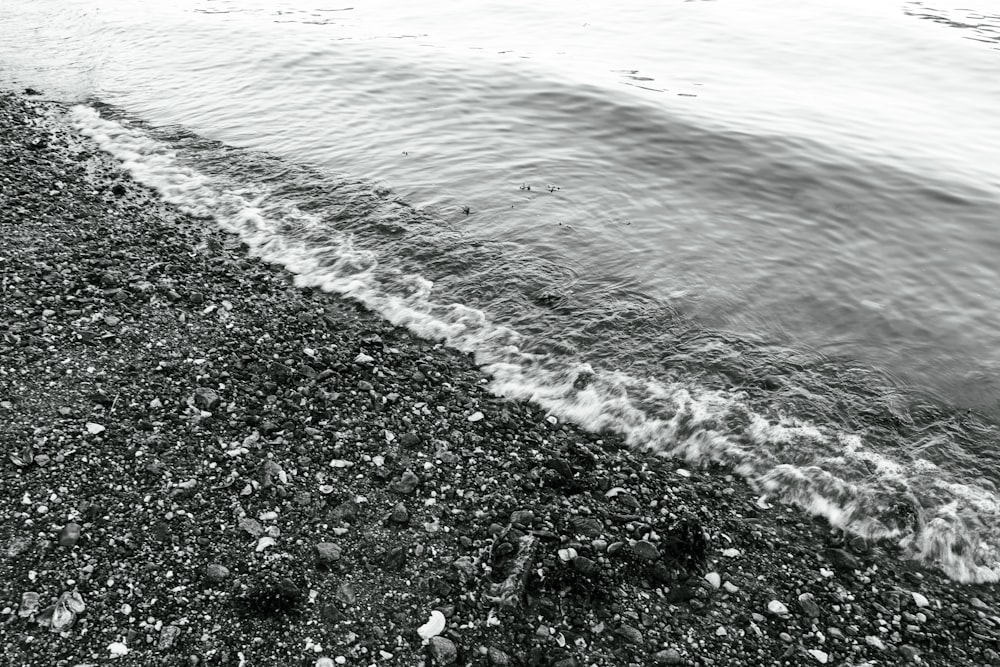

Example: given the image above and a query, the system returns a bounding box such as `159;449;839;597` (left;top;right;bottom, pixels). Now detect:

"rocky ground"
1;90;999;667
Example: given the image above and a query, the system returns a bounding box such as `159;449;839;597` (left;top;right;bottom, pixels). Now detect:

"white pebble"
911;591;929;608
722;548;741;558
467;411;484;422
715;626;727;636
316;659;335;667
417;610;446;639
85;422;106;435
723;581;739;594
259;511;278;522
767;600;789;615
808;649;829;664
108;641;129;657
704;572;721;589
255;536;275;552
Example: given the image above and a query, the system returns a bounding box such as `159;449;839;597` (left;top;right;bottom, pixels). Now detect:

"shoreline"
1;90;998;666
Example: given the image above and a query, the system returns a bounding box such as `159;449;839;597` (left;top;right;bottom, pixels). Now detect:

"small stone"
899;645;921;662
467;411;484;422
911;591;929;608
767;600;789;615
808;649;828;664
239;518;264;537
569;515;603;537
418;609;446;639
487;646;512;666
723;581;739;594
510;509;535;525
389;502;409;524
704;572;721;589
205;564;230;583
108;641;129;657
158;625;181;650
616;623;643;644
722;547;741;558
573;556;600;577
823;548;861;570
316;659;335;667
428;636;457;665
19;592;40;617
315;542;342;565
798;592;821;617
193;387;220;410
632;540;659;561
255;536;276;552
392;470;420;494
653;648;683;665
85;422;105;435
335;582;356;605
330;499;360;523
58;522;81;547
865;635;886;650
715;626;727;636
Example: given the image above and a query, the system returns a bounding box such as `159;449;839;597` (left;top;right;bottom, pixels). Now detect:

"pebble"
865;636;886;650
85;422;106;435
19;591;40;617
616;623;643;644
808;649;829;664
315;542;342;564
316;659;335;667
205;564;230;583
723;581;739;594
467;411;484;422
767;600;789;615
653;648;683;665
899;645;921;662
487;646;512;665
158;625;181;650
798;592;822;617
255;536;275;552
389;502;409;524
573;555;600;577
823;547;861;570
704;572;722;589
510;509;534;525
633;540;660;561
428;636;458;665
239;518;264;537
722;548;741;558
418;610;446;639
392;470;420;494
58;522;81;547
108;641;129;657
911;591;929;608
335;582;356;605
193;387;220;411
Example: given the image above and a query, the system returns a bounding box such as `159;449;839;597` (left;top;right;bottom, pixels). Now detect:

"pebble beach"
2;90;1000;667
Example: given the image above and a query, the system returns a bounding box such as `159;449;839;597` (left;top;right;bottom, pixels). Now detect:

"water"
3;0;1000;582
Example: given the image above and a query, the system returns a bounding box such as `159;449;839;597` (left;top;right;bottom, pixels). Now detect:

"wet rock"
58;522;81;547
316;542;343;565
389;502;410;524
428;636;458;665
392;470;420;494
205;564;230;584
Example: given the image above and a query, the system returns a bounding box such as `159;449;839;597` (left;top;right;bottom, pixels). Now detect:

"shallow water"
4;0;1000;581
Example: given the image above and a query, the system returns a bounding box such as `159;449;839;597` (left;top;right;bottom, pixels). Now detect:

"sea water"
3;0;1000;581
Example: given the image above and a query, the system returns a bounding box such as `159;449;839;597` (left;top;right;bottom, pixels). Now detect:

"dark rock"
389;502;409;524
399;432;421;448
653;648;684;665
392;470;420;494
823;548;861;571
798;592;821;618
899;645;921;663
58;522;81;547
569;515;603;537
666;585;697;603
616;623;644;644
573;556;600;577
487;646;512;666
510;509;535;525
330;499;360;524
428;636;458;665
384;545;407;570
158;625;181;650
632;540;659;561
205;564;230;583
547;457;573;478
193;387;220;411
316;542;343;565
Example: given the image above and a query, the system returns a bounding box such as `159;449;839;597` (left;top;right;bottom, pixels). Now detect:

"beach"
2;90;999;666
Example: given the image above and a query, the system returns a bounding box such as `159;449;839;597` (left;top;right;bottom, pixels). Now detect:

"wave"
71;102;1000;583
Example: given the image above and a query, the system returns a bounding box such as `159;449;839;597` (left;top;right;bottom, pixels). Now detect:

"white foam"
70;104;1000;584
